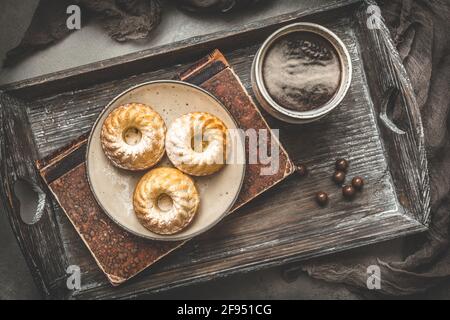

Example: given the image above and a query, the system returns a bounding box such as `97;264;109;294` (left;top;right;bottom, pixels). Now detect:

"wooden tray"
0;0;430;299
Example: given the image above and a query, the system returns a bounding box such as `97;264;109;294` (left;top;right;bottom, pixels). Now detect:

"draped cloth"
5;0;450;296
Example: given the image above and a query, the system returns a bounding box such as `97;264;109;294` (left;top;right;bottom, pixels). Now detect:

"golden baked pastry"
166;112;229;176
133;167;200;234
100;103;166;171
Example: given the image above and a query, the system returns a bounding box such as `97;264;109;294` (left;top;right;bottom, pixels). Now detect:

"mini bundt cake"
100;103;166;171
133;167;200;234
165;112;229;176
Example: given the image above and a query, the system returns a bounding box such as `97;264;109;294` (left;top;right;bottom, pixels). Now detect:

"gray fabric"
302;0;450;296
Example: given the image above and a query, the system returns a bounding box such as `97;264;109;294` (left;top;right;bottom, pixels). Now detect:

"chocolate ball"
335;158;349;172
296;164;308;177
332;170;346;184
342;185;356;200
352;177;364;191
315;191;329;206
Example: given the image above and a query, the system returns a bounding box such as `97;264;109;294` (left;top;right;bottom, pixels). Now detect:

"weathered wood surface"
0;93;69;298
355;5;430;225
0;0;430;299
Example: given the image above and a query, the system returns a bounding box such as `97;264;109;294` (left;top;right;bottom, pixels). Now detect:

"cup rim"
253;22;352;121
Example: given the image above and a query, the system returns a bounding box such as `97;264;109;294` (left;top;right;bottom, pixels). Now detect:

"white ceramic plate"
86;81;245;241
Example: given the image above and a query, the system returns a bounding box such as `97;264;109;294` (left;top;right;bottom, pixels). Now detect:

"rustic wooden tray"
0;0;430;299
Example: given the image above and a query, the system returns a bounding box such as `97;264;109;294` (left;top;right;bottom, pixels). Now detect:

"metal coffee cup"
251;22;352;124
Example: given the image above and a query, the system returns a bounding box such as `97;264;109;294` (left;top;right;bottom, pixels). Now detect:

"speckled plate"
86;80;245;241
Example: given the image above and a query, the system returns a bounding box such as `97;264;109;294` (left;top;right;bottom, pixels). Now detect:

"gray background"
0;0;449;299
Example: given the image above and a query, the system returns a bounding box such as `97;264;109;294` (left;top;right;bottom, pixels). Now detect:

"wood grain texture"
355;1;430;225
0;93;69;298
0;0;430;299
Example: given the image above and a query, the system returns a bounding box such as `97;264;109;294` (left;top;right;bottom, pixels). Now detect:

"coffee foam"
262;31;341;112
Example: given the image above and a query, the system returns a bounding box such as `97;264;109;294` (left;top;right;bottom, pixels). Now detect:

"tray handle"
0;92;69;298
356;0;430;225
380;87;405;135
